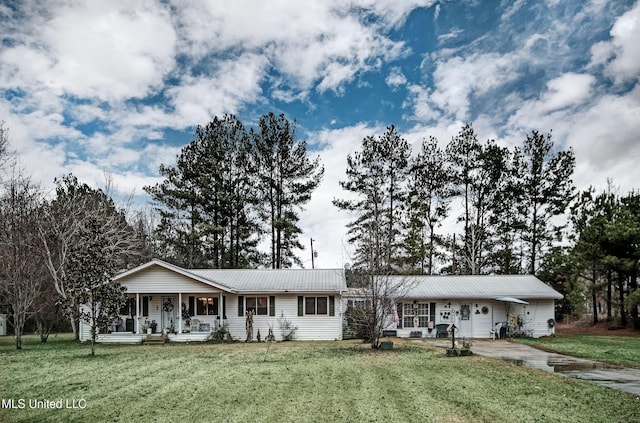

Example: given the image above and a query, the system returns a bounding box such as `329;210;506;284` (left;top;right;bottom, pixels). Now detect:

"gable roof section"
114;259;237;293
190;268;347;293
114;259;347;294
384;275;563;300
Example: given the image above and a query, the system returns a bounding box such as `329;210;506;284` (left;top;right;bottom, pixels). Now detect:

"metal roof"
190;268;347;293
382;274;563;300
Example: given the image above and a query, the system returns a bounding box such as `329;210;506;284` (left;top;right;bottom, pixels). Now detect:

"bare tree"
345;268;413;349
0;168;45;349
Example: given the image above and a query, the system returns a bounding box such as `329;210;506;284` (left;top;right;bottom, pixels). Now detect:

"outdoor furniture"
490;322;502;340
435;323;449;338
190;319;200;333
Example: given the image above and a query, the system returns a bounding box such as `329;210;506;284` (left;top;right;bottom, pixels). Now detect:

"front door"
457;303;472;337
161;296;177;333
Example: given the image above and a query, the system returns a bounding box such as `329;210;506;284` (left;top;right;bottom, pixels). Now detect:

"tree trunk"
592;267;598;325
607;270;612;321
618;274;627;327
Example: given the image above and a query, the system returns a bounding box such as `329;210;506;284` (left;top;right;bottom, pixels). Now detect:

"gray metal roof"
190;268;347;293
382;274;563;300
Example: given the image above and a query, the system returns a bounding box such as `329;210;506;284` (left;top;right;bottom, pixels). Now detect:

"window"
243;296;269;315
197;297;219;316
460;304;470;320
298;296;335;316
403;302;431;328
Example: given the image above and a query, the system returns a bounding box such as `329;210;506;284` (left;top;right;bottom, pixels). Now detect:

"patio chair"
435;323;450;338
490;322;502;340
190;319;200;332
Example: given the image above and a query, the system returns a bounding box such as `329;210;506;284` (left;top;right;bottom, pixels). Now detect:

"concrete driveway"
414;338;640;396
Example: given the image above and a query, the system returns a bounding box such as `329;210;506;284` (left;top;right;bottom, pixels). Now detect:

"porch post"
219;292;223;327
178;292;183;333
136;293;140;334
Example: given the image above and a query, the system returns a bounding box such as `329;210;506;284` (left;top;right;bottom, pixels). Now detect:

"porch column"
178;292;182;333
219;292;223;327
136;293;140;334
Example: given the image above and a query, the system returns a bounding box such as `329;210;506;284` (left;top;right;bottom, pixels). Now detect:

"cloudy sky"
1;0;639;269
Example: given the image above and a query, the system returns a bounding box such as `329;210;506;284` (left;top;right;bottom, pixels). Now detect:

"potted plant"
150;320;157;333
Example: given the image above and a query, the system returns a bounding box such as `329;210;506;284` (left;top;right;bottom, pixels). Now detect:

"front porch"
110;291;227;336
95;330;216;344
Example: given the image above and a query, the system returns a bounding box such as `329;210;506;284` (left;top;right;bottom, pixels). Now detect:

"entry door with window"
161;296;177;332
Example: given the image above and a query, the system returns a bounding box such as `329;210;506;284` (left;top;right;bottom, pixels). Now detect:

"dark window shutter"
269;296;275;316
329;296;335;316
397;302;403;329
188;296;195;316
238;296;244;316
297;296;304;316
142;296;149;317
223;296;226;319
430;302;436;323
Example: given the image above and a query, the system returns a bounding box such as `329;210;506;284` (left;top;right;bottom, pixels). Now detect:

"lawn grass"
1;335;639;423
514;334;640;368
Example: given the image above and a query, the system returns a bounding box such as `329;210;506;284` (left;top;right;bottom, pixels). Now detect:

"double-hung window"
298;296;335;316
237;296;276;316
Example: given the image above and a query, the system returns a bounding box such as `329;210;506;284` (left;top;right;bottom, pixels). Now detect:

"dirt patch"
557;320;639;336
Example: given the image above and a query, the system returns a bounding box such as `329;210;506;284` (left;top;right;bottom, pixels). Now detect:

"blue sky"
1;0;639;269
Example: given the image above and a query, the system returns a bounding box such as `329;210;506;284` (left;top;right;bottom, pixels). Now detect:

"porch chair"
490;322;502;340
190;319;200;333
435;323;450;338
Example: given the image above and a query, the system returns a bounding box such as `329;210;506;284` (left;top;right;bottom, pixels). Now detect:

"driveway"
414;338;640;395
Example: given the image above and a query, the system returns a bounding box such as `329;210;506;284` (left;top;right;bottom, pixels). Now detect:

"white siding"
225;294;342;341
119;266;223;294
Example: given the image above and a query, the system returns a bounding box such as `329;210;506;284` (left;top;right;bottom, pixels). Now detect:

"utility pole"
310;238;315;269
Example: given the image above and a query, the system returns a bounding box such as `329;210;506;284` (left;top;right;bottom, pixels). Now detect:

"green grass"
1;335;639;423
514;335;640;368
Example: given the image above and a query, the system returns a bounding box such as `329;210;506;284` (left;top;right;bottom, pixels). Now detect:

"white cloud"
427;52;521;120
599;1;640;84
386;67;407;88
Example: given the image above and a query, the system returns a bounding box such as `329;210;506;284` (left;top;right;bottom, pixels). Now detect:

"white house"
344;274;563;339
79;259;347;344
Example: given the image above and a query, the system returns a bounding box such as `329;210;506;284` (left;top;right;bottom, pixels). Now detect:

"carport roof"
382;274;563;300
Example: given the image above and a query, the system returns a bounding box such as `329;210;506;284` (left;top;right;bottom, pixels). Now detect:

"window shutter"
269;296;275;316
188;296;195;316
142;296;149;317
238;296;244;316
430;302;436;324
223;296;226;319
297;296;304;316
397;302;403;329
329;296;335;316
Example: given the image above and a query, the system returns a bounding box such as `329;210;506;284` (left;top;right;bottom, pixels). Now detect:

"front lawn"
1;335;639;423
514;334;640;368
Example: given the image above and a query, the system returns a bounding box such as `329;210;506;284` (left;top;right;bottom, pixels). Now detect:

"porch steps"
143;334;166;345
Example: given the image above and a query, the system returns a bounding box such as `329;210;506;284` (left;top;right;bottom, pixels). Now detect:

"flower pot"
147;328;152;335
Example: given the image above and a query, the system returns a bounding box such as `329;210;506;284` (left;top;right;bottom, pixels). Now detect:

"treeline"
144;112;323;270
334;123;576;276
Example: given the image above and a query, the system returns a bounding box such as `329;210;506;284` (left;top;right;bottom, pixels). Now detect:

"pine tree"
404;136;450;274
334;125;410;272
252;113;323;269
520;131;576;274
